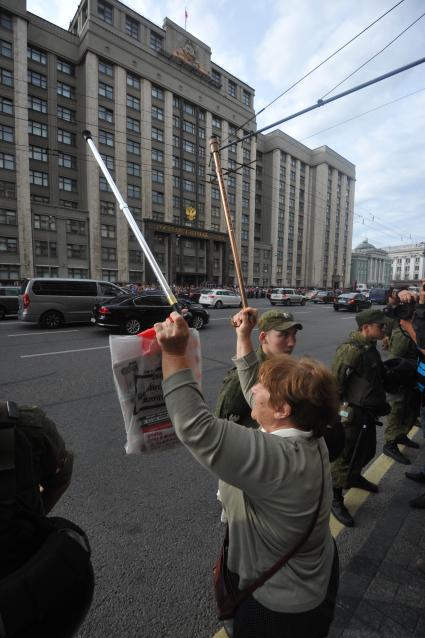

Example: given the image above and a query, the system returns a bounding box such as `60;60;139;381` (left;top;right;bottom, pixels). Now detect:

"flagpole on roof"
185;7;188;30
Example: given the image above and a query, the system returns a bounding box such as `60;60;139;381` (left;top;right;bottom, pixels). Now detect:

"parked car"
369;288;391;305
269;288;306;306
313;290;335;304
19;278;127;328
333;293;372;312
92;293;209;335
0;286;20;319
199;289;241;309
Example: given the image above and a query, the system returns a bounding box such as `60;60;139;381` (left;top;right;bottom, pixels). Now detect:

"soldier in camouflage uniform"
12;404;74;513
382;322;421;464
331;309;389;527
215;310;302;427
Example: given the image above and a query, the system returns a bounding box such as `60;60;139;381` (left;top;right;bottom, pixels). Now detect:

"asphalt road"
0;300;418;637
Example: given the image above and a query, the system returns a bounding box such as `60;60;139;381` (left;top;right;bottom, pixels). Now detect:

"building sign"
146;220;225;243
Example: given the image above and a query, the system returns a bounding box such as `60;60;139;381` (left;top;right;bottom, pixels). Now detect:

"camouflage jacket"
215;346;267;428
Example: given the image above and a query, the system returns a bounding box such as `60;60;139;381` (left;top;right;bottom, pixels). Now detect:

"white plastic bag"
110;328;202;454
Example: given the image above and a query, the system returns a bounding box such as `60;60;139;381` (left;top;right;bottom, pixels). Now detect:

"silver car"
199;289;242;309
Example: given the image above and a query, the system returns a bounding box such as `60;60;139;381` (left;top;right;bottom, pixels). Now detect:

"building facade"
383;242;425;284
350;239;392;288
0;0;355;287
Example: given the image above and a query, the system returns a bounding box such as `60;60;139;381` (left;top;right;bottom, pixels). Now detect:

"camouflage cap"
258;309;303;333
355;308;388;327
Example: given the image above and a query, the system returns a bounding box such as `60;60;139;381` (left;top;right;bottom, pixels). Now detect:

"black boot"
331;488;354;527
383;441;411;465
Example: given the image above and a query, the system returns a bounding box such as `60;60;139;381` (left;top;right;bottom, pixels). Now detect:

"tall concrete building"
383;242;425;284
0;0;355;288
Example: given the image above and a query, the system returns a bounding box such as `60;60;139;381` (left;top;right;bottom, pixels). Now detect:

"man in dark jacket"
331;309;389;527
215;309;302;427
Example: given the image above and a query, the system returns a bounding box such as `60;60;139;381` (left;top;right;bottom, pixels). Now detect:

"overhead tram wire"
218;55;425;153
220;0;407;146
320;11;425;100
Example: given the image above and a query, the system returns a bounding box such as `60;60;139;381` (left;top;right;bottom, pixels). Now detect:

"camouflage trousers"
331;407;376;489
384;389;421;443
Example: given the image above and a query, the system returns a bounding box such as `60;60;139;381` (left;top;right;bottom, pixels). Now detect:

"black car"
313;290;335;304
0;286;20;319
333;293;372;312
91;293;209;335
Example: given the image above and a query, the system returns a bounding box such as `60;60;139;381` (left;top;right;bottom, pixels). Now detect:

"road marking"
21;345;110;359
330;426;419;538
8;329;80;337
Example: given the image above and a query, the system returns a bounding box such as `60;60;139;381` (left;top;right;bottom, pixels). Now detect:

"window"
0;236;17;253
183;102;195;115
28;121;47;138
0;208;16;225
211;69;221;84
212;116;221;129
57;129;75;145
0;40;12;58
102;246;116;261
59;175;77;193
182;120;195;134
99;176;111;192
127;72;140;89
99;105;113;123
152;191;164;204
212;187;220;201
127;116;140;133
101;224;115;238
228;80;236;97
29;170;48;187
33;214;56;231
99;60;113;77
0;124;13;142
100;200;115;215
0;13;13;31
58;152;76;169
182;159;194;173
152;85;163;100
67;268;88;279
0;96;12;115
127;161;140;177
125;15;139;39
0;67;12;87
182;140;195;153
172;175;180;188
127;139;140;155
183;179;195;192
57;82;75;99
198;127;205;139
100;154;114;170
98;0;113;24
173;195;180;209
35;240;57;257
66;219;85;234
29;145;48;162
28;95;47;113
0;153;14;170
152;127;163;142
99;129;114;147
152;105;164;121
57;59;74;75
57;105;75;122
150;31;163;52
27;46;46;65
27;70;47;89
67;244;87;259
127;94;140;111
152;169;164;183
152;148;163;162
99;82;113;100
128;183;140;198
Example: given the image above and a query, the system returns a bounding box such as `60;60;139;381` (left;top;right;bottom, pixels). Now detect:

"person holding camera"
330;309;390;527
382;290;421;465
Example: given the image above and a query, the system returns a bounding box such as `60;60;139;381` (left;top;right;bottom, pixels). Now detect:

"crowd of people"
2;282;425;637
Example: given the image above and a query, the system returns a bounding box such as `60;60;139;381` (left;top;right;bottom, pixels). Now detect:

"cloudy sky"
27;0;425;250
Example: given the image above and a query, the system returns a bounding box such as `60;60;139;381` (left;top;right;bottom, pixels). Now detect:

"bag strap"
236;442;325;601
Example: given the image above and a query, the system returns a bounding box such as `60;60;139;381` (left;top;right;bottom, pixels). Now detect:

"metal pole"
82;130;179;311
209;136;248;308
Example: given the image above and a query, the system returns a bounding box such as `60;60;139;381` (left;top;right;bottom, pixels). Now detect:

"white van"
19;278;126;328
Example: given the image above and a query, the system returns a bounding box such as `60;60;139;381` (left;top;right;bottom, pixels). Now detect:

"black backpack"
0;401;94;637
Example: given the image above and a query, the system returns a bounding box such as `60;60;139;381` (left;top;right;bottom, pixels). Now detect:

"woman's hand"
155;311;189;356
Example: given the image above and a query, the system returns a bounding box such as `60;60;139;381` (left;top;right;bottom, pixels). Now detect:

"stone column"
115;66;128;282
